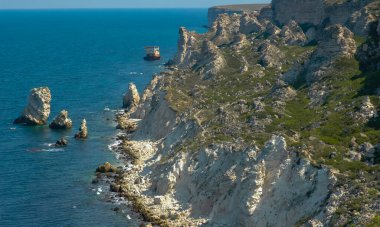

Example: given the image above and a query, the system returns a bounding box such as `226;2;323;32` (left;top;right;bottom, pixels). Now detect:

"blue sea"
0;9;207;226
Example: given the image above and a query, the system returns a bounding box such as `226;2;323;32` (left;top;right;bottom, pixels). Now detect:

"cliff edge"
106;1;380;226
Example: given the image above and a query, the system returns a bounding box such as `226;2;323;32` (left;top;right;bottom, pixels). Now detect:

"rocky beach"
97;1;380;226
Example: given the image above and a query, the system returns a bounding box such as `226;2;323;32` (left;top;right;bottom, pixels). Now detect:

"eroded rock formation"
74;119;88;139
14;87;51;125
123;82;140;112
49;110;73;129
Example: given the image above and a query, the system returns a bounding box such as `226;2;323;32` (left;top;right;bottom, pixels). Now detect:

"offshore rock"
49;110;73;129
55;138;68;147
14;87;51;125
123;83;140;112
74;119;88;139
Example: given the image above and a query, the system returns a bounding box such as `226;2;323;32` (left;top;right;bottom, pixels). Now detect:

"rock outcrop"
306;24;356;84
208;4;268;27
316;24;357;59
123;83;140;112
258;41;285;69
355;96;378;123
55;138;68;147
49;110;72;129
279;20;307;45
198;40;226;78
96;162;117;173
272;0;377;35
173;27;199;68
14;87;51;125
172;27;226;77
74;119;88;139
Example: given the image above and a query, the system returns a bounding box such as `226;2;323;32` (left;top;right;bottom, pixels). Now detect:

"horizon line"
0;7;210;10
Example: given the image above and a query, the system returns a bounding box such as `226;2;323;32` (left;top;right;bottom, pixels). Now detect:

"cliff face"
111;1;380;226
208;4;268;27
272;0;379;35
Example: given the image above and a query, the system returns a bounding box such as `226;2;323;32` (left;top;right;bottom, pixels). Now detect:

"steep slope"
108;1;380;226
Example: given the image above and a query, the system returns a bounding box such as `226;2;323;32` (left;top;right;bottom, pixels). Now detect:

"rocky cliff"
14;87;51;125
272;0;379;35
208;4;268;27
107;1;380;226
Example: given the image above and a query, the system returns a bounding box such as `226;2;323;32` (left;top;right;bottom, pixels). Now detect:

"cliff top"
210;4;269;12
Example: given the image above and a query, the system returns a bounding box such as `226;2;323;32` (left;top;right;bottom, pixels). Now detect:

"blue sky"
0;0;270;9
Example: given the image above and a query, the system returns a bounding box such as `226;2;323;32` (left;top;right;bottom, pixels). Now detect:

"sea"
0;9;207;226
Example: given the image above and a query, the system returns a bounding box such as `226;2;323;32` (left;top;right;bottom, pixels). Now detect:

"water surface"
0;9;207;226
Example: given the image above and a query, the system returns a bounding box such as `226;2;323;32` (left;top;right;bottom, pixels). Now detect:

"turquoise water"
0;9;207;226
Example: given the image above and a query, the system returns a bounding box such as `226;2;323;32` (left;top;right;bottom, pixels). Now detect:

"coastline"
96;1;380;226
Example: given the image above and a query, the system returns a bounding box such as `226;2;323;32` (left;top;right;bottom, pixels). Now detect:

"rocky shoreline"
97;1;380;226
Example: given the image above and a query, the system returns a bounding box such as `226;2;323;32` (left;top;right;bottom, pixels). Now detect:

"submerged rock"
96;162;117;173
14;87;51;125
55;138;68;147
49;110;73;129
123;83;140;111
74;119;88;139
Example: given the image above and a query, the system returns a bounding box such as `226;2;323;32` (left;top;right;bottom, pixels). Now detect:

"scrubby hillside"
110;1;380;226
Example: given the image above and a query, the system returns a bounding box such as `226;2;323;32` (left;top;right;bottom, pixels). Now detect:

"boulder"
55;138;68;147
14;87;51;125
110;183;121;192
96;162;117;173
74;119;88;139
49;110;73;129
123;83;140;111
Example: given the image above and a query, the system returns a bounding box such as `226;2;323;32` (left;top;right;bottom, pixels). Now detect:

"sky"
0;0;270;9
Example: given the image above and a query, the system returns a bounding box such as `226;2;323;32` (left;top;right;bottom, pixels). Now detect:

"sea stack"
49;110;73;129
123;82;140;111
74;119;88;139
14;87;51;125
